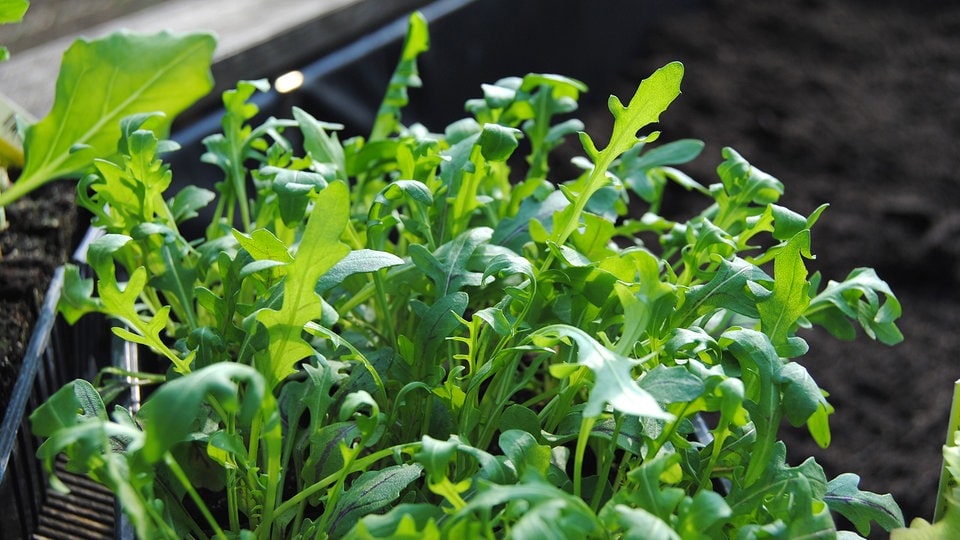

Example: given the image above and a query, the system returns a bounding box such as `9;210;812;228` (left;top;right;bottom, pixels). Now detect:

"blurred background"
2;0;958;537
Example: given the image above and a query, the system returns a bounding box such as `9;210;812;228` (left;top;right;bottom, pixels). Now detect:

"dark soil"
0;182;78;410
608;0;960;531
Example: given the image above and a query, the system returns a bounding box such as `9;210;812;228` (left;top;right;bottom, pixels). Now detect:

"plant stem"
934;378;960;522
165;453;228;539
574;415;596;499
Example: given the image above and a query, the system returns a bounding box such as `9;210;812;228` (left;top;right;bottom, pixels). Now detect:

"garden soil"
604;0;959;529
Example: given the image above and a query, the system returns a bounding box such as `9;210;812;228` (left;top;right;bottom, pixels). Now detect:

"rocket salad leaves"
32;12;906;539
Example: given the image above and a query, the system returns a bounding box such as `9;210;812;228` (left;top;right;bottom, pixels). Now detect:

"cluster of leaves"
32;12;908;539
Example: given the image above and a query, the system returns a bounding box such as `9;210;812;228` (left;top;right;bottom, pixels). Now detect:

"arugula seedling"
32;12;908;539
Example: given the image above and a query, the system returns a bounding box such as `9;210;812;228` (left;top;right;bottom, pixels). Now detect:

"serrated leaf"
256;182;350;387
758;230;812;352
369;11;429;140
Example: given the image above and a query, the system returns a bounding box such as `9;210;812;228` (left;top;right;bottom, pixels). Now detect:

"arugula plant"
32;12;907;539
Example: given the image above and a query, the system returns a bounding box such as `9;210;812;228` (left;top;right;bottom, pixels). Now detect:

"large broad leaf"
2;31;216;206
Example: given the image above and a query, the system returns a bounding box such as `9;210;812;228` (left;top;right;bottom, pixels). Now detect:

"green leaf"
413;292;469;360
59;264;103;324
270;168;331;225
136;363;271;464
234;228;293;265
499;429;551;481
0;0;28;24
346;504;443;539
675;257;770;324
293;106;346;180
409;227;493;296
30;379;107;438
638;365;705;405
169;185;215;223
256;181;351;387
316;249;404;293
806;267;903;345
3;31;216;206
620;452;686;522
757;230;812;352
477;123;520;161
369;11;429;140
329;464;424;538
534;325;670;420
826;473;904;536
778;362;828;430
677;490;732;537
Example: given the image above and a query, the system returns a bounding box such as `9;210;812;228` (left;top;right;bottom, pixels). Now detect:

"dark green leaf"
826;473;905;536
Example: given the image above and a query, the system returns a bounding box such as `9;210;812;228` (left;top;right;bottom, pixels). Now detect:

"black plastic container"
0;260;114;539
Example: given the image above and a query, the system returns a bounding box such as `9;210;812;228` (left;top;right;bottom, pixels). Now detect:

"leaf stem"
574;415;596;499
164;453;227;539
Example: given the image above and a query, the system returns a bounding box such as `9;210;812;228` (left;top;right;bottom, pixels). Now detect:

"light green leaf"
758;230;812;352
892;511;960;540
256;181;350;387
3;31;216;206
534;325;670;420
0;0;28;23
369;11;429;140
234;228;293;264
